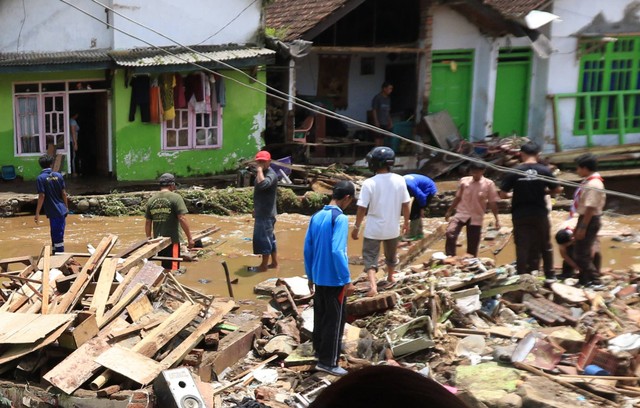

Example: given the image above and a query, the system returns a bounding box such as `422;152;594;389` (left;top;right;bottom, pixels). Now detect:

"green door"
430;50;474;138
493;48;532;137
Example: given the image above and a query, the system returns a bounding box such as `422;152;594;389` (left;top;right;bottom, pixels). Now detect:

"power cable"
196;0;260;45
59;0;640;205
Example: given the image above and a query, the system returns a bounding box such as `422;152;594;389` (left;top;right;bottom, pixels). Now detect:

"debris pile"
212;236;640;407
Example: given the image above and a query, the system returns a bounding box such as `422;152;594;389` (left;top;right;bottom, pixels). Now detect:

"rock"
88;198;100;208
76;199;90;213
496;393;522;408
119;196;142;207
263;335;297;357
455;362;521;407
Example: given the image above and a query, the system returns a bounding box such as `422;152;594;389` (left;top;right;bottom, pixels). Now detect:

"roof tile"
265;0;351;41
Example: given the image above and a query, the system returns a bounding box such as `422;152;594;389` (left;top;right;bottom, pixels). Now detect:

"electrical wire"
196;0;260;45
59;0;640;205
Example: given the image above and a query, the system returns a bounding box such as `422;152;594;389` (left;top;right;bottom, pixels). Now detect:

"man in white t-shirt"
352;147;410;297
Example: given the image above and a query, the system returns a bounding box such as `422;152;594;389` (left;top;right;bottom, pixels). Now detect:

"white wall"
546;0;640;149
112;0;262;49
296;52;386;126
0;0;261;53
0;0;110;52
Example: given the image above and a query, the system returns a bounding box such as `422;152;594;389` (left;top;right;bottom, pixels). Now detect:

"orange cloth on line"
149;85;162;124
452;176;499;226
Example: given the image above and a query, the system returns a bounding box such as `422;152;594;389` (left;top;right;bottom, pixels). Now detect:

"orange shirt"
453;176;499;226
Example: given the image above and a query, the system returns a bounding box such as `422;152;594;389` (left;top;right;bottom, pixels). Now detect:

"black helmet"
366;146;395;172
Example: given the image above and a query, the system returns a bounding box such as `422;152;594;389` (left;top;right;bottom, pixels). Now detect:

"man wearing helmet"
352;147;411;297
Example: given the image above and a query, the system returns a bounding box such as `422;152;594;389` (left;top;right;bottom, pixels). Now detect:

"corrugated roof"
111;45;275;67
0;49;111;67
484;0;550;18
265;0;352;42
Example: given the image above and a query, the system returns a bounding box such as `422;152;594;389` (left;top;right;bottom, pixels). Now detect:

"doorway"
386;59;418;121
69;92;110;177
493;48;532;137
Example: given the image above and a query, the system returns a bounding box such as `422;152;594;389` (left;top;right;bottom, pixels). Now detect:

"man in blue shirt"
34;155;69;253
304;181;356;377
403;174;437;241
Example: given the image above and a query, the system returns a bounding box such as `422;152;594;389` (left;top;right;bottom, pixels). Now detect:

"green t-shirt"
145;191;188;243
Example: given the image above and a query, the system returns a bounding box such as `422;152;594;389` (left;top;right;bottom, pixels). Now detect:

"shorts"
159;243;180;270
362;237;399;272
253;217;277;255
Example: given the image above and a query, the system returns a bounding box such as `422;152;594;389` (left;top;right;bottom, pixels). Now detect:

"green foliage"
265;26;289;40
277;187;302;213
302;191;329;213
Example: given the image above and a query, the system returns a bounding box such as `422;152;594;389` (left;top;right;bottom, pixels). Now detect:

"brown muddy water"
1;211;638;299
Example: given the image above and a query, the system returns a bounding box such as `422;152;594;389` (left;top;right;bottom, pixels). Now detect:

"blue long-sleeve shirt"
303;205;351;287
404;174;437;207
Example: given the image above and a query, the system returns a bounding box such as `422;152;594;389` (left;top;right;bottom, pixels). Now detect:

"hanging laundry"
129;76;151;122
186;72;211;113
149;78;162;124
159;73;176;121
173;73;187;109
210;74;218;107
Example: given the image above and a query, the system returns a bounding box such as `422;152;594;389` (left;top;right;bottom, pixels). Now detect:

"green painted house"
0;0;274;181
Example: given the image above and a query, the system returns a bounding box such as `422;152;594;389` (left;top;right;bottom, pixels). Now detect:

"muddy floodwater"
1;211;639;299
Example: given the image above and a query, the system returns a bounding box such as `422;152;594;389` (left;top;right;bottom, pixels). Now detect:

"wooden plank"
116;238;170;275
43;336;111;395
95;346;165;386
0;320;72;365
198;319;263;381
126;295;154;322
107;261;164;307
51;235;118;314
90;302;202;390
41;246;51;314
161;299;235;369
0;312;73;344
37;253;72;270
0;256;34;272
89;257;119;322
97;283;144;329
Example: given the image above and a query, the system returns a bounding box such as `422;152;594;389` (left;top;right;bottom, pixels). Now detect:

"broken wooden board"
89;257;119;322
0;270;42;313
198;319;263;381
37;253;72;271
0;320;72;365
0;312;74;344
0;256;34;272
126;295;154;322
43;336;111;395
95;346;165;386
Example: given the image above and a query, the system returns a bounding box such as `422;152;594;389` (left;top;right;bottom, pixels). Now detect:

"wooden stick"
514;362;618;407
166;272;195;304
559;374;640;381
107;317;164;340
221;261;234;298
41;246;51;314
230;355;278;382
0;274;42;284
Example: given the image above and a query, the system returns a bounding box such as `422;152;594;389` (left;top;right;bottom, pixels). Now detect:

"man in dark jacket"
249;150;279;272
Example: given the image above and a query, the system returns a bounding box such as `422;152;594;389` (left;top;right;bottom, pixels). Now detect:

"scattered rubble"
0;223;640;407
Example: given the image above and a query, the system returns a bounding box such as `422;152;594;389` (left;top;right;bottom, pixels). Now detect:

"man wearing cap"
249;150;279;272
145;173;194;270
499;142;562;279
304;181;356;376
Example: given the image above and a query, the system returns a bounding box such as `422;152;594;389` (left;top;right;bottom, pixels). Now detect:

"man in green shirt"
145;173;194;270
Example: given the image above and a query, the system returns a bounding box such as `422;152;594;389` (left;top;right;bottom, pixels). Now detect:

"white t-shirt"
358;172;411;240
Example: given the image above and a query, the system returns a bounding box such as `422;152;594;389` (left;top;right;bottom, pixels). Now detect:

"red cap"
255;150;271;161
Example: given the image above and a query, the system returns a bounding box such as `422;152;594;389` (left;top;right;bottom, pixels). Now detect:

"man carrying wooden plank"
145;173;194;270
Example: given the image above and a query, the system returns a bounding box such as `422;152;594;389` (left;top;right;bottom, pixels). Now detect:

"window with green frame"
574;36;640;135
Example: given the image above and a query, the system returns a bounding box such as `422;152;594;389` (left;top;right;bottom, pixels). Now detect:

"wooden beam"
160;299;235;369
41;246;51;314
51;235;118;314
90;302;201;390
89;257;119;322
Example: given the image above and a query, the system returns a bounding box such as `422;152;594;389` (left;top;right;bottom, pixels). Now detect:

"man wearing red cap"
248;150;279;272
